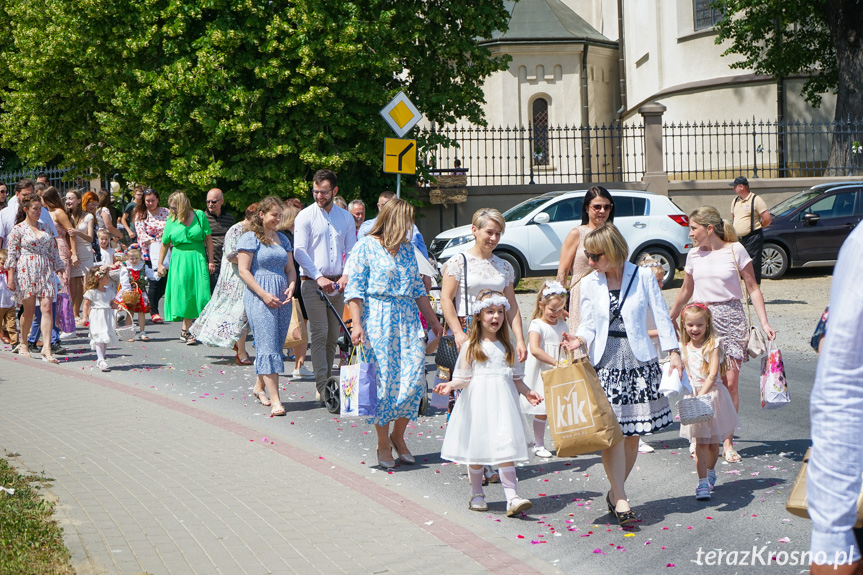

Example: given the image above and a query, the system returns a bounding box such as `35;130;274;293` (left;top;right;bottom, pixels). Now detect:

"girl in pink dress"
679;303;740;501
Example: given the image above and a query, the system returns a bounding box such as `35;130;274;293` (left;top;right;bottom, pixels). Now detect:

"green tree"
712;0;863;172
0;0;511;208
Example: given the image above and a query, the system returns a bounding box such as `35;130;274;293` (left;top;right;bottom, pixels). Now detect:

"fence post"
638;102;668;196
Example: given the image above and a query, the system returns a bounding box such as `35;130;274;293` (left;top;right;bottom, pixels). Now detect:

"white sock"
533;418;547;448
499;466;518;502
95;342;106;361
468;466;484;496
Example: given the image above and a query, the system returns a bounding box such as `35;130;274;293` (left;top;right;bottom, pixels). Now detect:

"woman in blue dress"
345;199;443;468
236;196;297;417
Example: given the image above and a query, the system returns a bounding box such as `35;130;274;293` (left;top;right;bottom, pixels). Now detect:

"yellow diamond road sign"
383;138;416;175
380;92;422;137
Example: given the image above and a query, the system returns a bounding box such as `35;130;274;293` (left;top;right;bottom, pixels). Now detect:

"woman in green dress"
157;191;214;344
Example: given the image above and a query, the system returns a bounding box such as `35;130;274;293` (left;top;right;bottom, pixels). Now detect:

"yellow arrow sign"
383;138;417;175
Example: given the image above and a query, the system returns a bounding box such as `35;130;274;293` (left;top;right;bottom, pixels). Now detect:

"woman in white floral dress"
190;204;254;363
5;195;65;361
345;199;443;469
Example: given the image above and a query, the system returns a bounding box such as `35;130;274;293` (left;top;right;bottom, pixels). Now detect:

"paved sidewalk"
0;354;561;575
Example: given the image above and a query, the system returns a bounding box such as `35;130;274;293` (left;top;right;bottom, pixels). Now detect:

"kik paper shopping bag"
541;355;623;457
283;299;307;349
760;341;790;409
340;346;377;418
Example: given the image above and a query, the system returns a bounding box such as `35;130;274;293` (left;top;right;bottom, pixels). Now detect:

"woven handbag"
435;253;469;372
730;245;767;358
677;394;715;425
115;308;137;341
122;282;141;307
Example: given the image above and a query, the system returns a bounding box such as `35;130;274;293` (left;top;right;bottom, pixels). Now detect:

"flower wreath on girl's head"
541;280;567;298
472;290;510;313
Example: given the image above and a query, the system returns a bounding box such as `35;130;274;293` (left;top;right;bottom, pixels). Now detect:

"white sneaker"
97;360;110;372
533;446;553;458
638;439;655;454
315;390;322;402
59;331;76;340
292;365;314;378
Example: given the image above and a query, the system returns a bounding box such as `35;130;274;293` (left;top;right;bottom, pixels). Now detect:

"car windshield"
770;190;823;217
502;197;552;222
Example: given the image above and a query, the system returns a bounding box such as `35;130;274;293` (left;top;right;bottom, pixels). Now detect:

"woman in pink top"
669;206;775;463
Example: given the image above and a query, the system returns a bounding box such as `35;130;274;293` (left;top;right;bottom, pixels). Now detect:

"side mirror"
802;212;821;225
532;212;550;225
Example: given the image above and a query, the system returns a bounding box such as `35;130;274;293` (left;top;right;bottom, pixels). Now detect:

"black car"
761;182;863;279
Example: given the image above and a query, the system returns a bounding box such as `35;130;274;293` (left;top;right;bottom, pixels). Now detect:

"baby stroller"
316;288;430;416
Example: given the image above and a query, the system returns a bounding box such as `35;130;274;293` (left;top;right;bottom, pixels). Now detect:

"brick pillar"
639;102;669;196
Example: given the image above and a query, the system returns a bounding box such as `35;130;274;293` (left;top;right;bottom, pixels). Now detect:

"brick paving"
0;354;561;575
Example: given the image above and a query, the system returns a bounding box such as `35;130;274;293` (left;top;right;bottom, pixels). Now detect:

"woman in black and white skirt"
573;224;684;525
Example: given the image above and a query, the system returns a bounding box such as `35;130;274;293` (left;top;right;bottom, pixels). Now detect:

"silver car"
430;190;692;287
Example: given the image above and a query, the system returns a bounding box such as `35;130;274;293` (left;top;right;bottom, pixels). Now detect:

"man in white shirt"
808;223;863;574
292;170;357;401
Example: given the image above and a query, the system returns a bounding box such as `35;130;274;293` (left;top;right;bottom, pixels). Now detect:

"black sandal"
606;492;615;513
614;508;637;526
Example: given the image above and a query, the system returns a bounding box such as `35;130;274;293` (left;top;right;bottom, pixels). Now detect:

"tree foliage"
712;0;836;108
0;0;511;208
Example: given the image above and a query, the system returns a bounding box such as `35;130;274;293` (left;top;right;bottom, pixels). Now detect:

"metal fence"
664;118;863;180
0;166;82;193
422;123;645;186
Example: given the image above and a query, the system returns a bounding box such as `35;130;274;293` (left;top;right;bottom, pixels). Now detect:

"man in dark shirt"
204;188;235;292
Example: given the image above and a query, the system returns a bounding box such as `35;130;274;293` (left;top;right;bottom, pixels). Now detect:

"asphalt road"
20;267;832;574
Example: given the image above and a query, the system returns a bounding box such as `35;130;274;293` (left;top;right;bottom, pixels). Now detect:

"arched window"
532;98;549;166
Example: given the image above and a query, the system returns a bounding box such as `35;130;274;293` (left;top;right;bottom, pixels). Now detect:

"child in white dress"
435;290;543;517
82;267;119;372
679;303;740;500
522;281;571;458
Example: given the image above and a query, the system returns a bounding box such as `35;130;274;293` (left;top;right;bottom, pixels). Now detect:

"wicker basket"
677;395;715;425
115;308;137;341
121;283;141;307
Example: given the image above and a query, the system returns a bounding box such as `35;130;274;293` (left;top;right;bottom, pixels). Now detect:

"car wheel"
634;247;675;288
495;252;522;287
761;243;789;280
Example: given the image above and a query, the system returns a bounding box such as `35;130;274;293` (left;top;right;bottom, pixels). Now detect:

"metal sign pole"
396;174;401;198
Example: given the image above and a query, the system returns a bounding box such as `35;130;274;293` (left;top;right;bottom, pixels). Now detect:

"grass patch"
514;276;550;294
0;456;74;575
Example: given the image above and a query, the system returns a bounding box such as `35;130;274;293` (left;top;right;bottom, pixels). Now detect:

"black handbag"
435;253;469;372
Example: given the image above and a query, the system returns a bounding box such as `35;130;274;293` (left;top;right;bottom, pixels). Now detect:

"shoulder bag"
731;244;767;358
435;253;469;374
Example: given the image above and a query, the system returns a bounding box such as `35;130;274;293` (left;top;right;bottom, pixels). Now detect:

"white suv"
429;190;692;287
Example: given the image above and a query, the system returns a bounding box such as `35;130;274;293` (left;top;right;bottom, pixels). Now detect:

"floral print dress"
5;221;64;303
344;237;426;425
190;222;249;347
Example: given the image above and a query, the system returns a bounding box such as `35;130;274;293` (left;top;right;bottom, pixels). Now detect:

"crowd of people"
0;173;778;523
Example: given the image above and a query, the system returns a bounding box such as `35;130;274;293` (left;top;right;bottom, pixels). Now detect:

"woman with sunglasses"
556;186;615;333
133;189;169;324
571;224;683;525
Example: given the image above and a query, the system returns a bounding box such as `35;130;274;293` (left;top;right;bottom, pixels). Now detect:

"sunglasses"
548;306;566;314
584;250;604;262
590;204;612;212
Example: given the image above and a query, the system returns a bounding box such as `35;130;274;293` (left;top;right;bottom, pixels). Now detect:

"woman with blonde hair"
345;198;443;468
237;196;297;416
157;191;213;344
669;206;775;463
439;207;528;482
573;223;683;524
